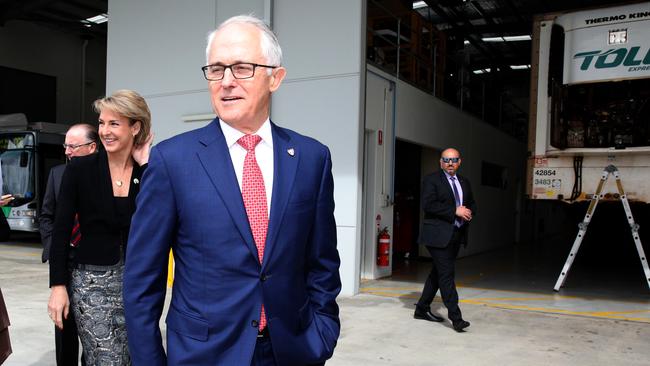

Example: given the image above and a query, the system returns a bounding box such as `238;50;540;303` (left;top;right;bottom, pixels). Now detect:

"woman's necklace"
112;164;131;188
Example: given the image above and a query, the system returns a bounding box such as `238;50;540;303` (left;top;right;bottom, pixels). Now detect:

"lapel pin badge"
287;148;295;157
133;178;140;185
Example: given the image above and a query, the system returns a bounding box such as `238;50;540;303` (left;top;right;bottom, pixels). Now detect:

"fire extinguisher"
377;227;390;267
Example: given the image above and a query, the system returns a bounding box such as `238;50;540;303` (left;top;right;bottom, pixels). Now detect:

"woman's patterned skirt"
70;262;131;366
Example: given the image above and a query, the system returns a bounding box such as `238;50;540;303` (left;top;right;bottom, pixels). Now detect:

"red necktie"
70;214;81;247
237;134;268;330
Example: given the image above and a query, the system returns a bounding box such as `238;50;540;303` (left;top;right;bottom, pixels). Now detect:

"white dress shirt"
220;119;274;214
444;171;463;205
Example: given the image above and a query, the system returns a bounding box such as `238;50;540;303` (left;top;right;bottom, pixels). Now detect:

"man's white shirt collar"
220;118;273;149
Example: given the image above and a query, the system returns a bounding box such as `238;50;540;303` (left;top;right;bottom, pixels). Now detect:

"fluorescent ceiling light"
503;35;531;41
85;14;108;24
473;68;491;74
482;37;504;42
482;35;531;42
510;64;531;70
413;1;427;9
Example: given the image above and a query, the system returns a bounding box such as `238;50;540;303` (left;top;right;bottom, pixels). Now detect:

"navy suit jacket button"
260;274;267;282
251;320;259;328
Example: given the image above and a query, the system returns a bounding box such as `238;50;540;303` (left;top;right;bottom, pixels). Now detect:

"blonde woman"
48;90;152;365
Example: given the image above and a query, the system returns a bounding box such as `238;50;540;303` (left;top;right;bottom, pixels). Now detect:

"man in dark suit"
40;123;97;365
415;148;476;332
124;15;341;366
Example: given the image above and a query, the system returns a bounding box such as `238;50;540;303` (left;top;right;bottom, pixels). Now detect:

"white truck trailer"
527;2;650;291
528;2;650;203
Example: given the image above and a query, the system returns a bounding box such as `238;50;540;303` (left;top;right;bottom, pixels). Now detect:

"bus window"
1;150;34;206
0;134;35;207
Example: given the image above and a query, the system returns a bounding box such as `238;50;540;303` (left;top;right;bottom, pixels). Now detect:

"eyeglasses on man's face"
441;157;460;164
201;62;278;81
63;141;94;151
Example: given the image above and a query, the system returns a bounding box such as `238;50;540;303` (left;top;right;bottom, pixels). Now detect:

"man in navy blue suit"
123;15;341;366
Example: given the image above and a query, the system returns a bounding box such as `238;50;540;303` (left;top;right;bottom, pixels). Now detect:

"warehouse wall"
0;20;106;124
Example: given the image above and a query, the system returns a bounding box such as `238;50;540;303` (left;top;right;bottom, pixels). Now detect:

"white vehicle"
527;2;650;203
0;114;66;232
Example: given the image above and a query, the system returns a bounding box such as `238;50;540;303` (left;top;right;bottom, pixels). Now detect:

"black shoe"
414;309;444;322
452;319;470;332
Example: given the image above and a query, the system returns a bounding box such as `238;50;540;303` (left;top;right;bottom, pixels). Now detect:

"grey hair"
205;14;283;72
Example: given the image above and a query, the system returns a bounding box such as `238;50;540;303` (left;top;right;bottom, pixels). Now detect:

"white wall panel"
144;91;213;143
273;0;362;79
107;0;215;95
216;0;266;25
337;226;359;295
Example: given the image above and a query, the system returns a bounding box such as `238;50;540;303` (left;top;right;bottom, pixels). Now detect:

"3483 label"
532;168;561;198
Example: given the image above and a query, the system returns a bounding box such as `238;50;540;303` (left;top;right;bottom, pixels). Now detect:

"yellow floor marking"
469;297;552;302
361;287;422;292
457;284;650;304
461;300;650;323
590;309;650;316
361;281;650;305
360;288;650;322
362;290;420;299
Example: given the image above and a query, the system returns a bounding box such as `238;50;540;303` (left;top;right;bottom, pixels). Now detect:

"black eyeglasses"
441;157;460;164
63;141;94;150
201;62;278;81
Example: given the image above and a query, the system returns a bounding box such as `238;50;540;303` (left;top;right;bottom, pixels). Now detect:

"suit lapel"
439;170;455;203
197;120;258;262
53;165;65;201
126;164;143;215
97;150;117;227
262;123;298;271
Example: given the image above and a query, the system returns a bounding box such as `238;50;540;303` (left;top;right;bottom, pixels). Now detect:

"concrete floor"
1;233;650;365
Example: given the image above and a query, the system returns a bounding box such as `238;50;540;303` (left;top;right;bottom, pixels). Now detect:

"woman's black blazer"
49;149;145;286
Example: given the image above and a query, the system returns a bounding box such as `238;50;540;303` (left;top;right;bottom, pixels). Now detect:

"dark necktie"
70;214;81;247
237;134;268;331
450;176;462;227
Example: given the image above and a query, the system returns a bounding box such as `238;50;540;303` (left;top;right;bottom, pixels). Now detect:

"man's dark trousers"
417;229;463;322
55;308;79;365
55;283;84;365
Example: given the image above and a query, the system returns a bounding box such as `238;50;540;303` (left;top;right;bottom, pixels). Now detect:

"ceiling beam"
422;0;492;59
423;0;521;74
22;14;106;38
64;0;106;17
0;0;64;26
445;22;531;37
467;0;520;56
502;0;528;25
